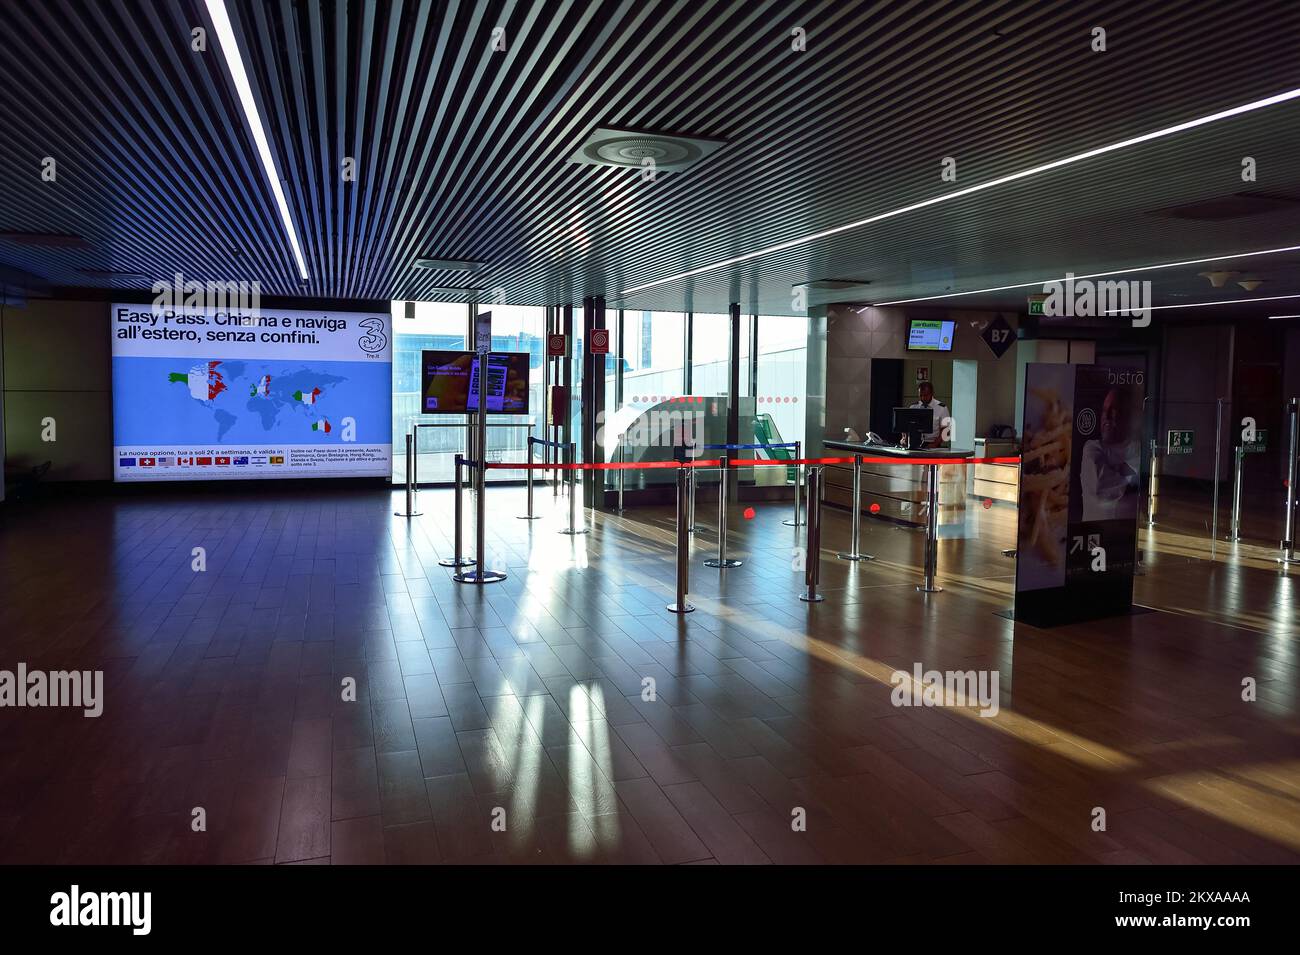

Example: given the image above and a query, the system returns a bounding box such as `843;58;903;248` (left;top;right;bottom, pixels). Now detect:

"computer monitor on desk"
892;407;933;448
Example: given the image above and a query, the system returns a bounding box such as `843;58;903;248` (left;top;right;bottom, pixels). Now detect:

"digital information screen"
907;319;955;351
110;303;392;481
421;350;529;414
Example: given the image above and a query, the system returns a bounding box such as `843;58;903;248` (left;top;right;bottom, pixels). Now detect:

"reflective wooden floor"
0;481;1296;864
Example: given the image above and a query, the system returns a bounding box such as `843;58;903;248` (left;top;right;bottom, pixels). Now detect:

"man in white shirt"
910;382;951;448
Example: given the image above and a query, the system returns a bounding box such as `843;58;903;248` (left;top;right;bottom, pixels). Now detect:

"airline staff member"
910;381;951;448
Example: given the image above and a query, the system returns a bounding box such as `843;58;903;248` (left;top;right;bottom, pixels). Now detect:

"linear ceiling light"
876;244;1300;306
620;86;1300;297
205;0;310;282
1104;293;1300;315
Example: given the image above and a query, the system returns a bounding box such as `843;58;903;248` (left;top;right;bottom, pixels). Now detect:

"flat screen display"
907;319;955;351
421;350;529;414
111;302;392;482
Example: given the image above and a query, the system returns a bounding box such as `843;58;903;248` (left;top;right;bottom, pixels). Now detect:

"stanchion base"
395;511;423;517
782;519;804;527
517;515;543;520
560;528;590;535
453;570;508;584
438;557;476;568
798;592;824;603
704;558;743;568
916;584;943;593
666;602;695;614
1277;555;1300;565
837;552;874;561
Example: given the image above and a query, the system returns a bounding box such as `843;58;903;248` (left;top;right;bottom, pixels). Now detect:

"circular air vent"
582;135;701;168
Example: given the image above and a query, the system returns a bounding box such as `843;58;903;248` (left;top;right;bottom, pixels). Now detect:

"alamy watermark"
596;405;706;457
0;664;103;717
152;271;261;318
890;663;1000;717
1042;273;1151;328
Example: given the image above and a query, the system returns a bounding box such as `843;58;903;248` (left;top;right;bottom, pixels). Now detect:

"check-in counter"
972;437;1020;504
824;441;973;532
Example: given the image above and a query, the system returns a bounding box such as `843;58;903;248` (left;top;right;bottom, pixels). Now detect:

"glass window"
476;304;544;481
756;315;807;447
391;301;467;484
623;310;685;403
690;312;731;397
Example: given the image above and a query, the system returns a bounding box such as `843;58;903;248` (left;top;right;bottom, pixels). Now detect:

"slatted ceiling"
1;2;1299;315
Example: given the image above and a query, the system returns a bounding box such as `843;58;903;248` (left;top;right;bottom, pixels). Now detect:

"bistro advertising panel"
1015;363;1145;626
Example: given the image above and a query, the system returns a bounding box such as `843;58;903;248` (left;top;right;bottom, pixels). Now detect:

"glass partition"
756;314;808;449
391;301;468;484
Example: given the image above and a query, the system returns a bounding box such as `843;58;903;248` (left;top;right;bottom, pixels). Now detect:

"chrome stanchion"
687;454;697;533
1227;445;1244;542
455;355;506;585
668;465;695;613
616;444;626;513
518;437;541;520
439;454;474;568
705;457;742;569
395;432;422;517
560;441;588;535
783;440;803;527
1211;397;1225;558
1280;397;1299;566
799;465;824;602
1147;439;1159;526
838;453;874;561
917;463;943;593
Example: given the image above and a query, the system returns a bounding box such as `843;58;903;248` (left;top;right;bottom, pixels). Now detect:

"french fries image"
1021;387;1071;565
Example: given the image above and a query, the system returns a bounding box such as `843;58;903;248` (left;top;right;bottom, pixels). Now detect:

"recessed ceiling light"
413;258;485;272
0;232;91;249
1104;293;1300;315
876;244;1300;306
620;85;1300;297
205;0;310;282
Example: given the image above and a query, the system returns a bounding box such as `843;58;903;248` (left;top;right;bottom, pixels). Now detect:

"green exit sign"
1028;294;1047;316
1244;430;1268;453
1167;430;1194;454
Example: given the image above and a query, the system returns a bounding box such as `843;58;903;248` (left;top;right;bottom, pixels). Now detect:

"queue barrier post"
668;465;695;613
519;436;542;520
705;455;742;569
560;442;588;535
395;432;422;517
455;354;507;585
688;455;697;533
1281;397;1299;566
438;454;474;568
1147;439;1159;526
799;465;824;602
783;440;804;527
917;463;943;593
1227;445;1243;542
838;453;874;561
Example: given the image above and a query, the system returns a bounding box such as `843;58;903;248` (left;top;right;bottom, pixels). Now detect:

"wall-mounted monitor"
421;350;529;414
906;319;955;351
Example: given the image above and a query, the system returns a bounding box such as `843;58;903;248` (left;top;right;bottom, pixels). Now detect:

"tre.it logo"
1076;408;1096;436
358;317;387;353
